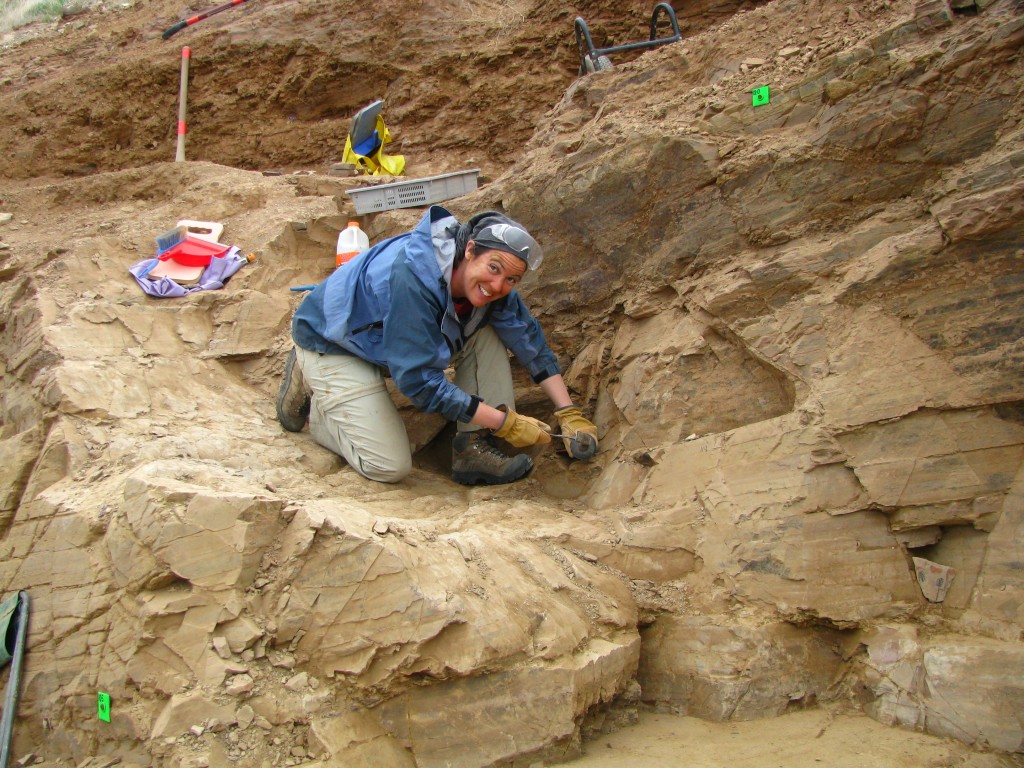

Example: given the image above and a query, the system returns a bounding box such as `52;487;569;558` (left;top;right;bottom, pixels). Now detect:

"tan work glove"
554;405;599;460
493;406;552;448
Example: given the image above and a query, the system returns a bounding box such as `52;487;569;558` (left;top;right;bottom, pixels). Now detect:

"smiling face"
451;243;527;307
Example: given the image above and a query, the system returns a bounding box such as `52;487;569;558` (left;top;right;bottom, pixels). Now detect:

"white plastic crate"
346;169;480;214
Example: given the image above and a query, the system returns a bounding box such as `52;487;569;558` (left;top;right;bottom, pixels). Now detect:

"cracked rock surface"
0;0;1022;765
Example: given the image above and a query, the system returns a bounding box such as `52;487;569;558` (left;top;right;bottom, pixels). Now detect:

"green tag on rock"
752;86;770;106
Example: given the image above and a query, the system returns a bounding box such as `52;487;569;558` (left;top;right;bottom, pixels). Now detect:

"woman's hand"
494;406;552;448
554;405;598;459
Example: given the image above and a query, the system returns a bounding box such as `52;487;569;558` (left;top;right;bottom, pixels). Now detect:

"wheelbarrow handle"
162;20;188;39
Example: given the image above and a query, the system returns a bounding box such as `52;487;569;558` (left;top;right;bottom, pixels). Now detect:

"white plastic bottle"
336;221;369;267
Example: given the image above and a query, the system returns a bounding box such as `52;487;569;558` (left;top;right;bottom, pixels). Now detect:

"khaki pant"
295;326;515;483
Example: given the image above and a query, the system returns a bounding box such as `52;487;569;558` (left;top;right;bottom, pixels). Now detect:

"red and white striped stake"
175;47;190;162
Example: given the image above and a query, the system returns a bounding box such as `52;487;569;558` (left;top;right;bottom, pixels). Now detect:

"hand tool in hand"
553;405;599;460
550;431;598;458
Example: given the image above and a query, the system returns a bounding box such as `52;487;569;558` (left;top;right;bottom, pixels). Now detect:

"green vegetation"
0;0;92;34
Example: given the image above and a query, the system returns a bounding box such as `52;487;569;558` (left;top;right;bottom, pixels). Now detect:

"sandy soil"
564;709;1023;768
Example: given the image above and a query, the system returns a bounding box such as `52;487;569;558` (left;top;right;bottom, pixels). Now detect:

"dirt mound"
0;0;767;180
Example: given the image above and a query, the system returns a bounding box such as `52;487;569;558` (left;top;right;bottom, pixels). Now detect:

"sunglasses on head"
473;222;544;270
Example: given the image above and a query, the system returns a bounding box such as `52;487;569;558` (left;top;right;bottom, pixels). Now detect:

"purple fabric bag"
129;247;247;298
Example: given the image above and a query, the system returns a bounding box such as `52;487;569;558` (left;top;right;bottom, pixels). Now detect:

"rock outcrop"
0;0;1021;765
503;0;1024;750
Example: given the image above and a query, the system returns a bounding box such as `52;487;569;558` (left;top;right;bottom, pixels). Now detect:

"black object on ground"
0;591;30;768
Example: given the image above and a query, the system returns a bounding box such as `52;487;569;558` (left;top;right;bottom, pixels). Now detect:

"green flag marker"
752;86;770;106
98;692;111;723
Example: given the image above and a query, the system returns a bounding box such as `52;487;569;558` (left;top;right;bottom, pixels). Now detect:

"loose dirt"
567;708;1020;768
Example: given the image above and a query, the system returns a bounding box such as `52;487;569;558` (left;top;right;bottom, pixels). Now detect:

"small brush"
155;224;187;256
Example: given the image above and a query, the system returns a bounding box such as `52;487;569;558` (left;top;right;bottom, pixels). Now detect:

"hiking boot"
276;348;310;432
451;431;533;486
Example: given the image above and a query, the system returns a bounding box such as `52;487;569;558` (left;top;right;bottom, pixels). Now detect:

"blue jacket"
292;206;560;423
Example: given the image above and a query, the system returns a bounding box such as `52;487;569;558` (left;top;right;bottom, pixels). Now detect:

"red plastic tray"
159;236;231;267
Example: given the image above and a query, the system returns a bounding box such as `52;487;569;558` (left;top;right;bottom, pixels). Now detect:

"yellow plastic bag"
342;113;405;176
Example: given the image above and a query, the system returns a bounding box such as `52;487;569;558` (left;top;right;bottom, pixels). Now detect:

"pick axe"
162;0;251;39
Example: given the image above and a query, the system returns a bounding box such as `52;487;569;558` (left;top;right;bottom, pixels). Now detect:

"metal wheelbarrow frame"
575;2;683;75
